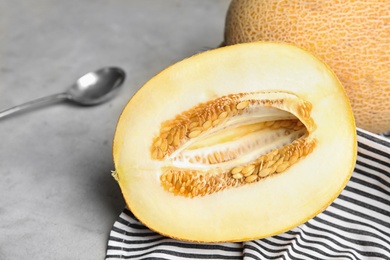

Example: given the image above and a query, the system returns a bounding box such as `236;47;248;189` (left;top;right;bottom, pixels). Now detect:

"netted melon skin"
224;0;390;133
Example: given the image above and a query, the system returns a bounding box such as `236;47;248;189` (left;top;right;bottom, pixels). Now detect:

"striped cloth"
106;128;390;260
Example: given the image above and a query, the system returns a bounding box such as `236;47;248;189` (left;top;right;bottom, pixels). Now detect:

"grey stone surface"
0;1;230;259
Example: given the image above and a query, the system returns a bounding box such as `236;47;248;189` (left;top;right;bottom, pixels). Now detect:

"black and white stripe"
106;128;390;260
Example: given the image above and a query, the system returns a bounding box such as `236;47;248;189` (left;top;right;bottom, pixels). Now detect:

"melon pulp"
113;42;357;242
223;0;390;134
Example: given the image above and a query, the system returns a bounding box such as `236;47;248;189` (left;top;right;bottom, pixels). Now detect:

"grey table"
0;1;230;259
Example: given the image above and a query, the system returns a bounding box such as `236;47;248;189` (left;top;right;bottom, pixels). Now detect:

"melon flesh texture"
113;42;356;242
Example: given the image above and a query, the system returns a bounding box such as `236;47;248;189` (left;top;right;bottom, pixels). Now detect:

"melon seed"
219;111;228;119
242;164;256;177
189;129;202;138
276;162;290;173
231;166;243;174
232;173;244;179
258;168;272;178
236;101;250;110
202;120;212;130
245;175;258;183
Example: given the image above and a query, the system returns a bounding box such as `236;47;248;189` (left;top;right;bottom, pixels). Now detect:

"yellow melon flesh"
223;0;390;134
113;42;357;242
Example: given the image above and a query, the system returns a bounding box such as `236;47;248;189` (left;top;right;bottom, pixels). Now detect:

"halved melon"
113;42;357;242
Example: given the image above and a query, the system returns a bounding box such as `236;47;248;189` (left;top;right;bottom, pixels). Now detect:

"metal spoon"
0;67;126;119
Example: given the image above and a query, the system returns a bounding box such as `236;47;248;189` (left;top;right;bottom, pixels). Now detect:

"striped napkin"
106;128;390;260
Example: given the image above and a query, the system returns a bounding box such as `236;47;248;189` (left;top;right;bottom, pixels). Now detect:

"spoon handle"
0;92;69;119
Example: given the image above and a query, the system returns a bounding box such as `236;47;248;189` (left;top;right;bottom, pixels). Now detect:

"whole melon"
223;0;390;133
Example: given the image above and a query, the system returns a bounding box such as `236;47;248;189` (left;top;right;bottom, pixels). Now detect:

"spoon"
0;67;126;119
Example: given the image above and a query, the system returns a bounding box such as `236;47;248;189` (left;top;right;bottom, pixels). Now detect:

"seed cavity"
152;91;316;197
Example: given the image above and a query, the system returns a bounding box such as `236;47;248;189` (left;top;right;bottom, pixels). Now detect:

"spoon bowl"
68;67;126;106
0;67;126;119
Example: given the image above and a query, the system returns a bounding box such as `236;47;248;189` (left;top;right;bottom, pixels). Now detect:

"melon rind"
224;0;390;133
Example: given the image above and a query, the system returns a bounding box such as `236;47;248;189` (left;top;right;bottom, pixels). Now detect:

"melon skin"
224;0;390;134
113;42;357;242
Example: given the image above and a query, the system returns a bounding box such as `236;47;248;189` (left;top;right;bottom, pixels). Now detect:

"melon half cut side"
113;42;357;242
